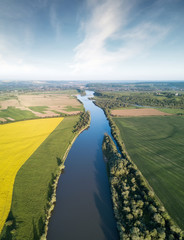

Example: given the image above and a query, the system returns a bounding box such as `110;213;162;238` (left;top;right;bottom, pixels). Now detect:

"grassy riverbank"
0;116;81;240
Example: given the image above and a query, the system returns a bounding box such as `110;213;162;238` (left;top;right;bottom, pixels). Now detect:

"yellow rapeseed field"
0;117;63;232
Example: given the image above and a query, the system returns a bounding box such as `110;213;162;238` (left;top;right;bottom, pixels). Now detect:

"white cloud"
0;55;37;79
71;0;128;71
0;0;182;81
71;0;170;79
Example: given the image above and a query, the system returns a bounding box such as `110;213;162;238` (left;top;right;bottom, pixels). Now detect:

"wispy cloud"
49;4;62;40
0;0;182;81
71;0;170;78
71;0;128;71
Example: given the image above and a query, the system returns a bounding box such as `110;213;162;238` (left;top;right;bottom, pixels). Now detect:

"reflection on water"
47;91;119;240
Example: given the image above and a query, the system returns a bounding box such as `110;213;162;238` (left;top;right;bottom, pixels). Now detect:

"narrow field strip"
0;118;63;232
111;108;172;117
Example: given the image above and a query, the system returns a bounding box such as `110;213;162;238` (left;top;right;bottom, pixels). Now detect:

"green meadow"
113;116;184;230
64;105;84;112
28;106;49;113
157;108;184;115
0;107;36;121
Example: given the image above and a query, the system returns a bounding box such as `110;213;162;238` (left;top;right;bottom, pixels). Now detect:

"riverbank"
41;114;91;240
102;134;183;239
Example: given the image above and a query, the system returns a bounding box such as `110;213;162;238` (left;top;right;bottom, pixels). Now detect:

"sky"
0;0;184;81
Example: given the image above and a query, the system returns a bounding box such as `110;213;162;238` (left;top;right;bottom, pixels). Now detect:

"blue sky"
0;0;184;81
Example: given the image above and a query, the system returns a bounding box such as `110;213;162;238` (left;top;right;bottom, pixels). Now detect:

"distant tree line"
94;91;184;109
86;81;184;92
103;134;184;240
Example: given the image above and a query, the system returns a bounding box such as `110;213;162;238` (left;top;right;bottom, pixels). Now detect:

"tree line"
103;134;183;240
73;111;90;133
94;91;184;109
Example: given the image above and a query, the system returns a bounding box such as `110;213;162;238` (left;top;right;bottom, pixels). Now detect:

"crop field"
0;91;82;122
0;116;79;240
28;106;49;113
111;108;171;117
0;107;36;122
113;116;184;230
0;117;63;233
157;108;184;115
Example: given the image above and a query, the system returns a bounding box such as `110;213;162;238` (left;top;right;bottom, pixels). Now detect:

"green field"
113;116;184;230
0;116;79;240
29;106;48;113
64;105;84;112
0;107;36;121
0;94;18;102
158;108;184;115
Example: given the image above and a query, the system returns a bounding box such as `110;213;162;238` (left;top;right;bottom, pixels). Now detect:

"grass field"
0;94;18;102
113;116;184;230
0;107;36;121
29;106;49;113
0;116;79;240
0;91;82;122
0;118;63;233
158;108;184;115
64;105;84;112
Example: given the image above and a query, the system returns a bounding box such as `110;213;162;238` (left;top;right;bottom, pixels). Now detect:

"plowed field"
111;108;171;117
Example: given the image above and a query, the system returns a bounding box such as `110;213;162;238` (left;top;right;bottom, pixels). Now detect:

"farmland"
0;118;63;233
0;90;82;123
111;108;171;117
0;116;81;240
156;108;184;115
1;81;184;239
113;115;184;230
0;107;36;122
103;134;183;239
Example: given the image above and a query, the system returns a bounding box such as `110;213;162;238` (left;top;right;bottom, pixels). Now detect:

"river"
47;91;119;240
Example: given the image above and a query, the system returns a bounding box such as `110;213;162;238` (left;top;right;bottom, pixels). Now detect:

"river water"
47;91;119;240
